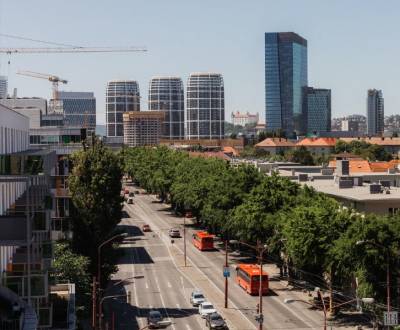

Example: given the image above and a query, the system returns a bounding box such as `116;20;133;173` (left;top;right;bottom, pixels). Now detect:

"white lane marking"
185;325;192;330
180;276;186;295
124;202;204;330
133;197;256;330
153;269;177;330
176;303;181;309
145;282;149;289
128;237;144;328
167;281;172;288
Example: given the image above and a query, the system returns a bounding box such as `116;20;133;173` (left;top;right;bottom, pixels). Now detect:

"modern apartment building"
56;91;96;134
123;111;164;146
305;88;331;135
0;76;7;98
106;80;140;143
231;111;259;127
265;32;308;136
367;89;384;136
0;104;76;328
148;77;184;139
186;73;225;140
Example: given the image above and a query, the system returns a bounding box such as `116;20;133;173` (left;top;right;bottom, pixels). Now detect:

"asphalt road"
120;191;329;330
106;207;205;330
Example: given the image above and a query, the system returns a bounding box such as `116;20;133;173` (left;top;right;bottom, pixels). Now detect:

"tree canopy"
124;146;400;311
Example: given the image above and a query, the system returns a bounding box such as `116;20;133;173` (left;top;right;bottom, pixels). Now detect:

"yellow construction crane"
17;70;68;100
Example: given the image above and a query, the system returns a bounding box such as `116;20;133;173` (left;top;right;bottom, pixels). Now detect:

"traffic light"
127;291;132;304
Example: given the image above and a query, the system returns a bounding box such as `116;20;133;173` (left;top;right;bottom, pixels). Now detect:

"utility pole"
92;276;97;329
224;239;228;308
258;240;264;330
183;215;187;267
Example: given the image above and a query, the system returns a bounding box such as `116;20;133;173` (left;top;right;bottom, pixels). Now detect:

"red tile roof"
255;138;295;148
329;159;396;173
297;137;337;147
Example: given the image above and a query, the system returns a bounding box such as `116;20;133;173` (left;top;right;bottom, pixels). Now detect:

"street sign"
255;314;264;324
223;266;230;277
384;311;398;326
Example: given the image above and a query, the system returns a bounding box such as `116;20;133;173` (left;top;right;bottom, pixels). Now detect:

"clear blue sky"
1;0;399;124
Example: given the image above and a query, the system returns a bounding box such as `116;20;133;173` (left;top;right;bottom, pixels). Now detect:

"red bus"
235;264;269;295
192;231;214;251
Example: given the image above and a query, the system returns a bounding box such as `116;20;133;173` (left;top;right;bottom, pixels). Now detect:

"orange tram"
192;231;214;251
235;264;269;295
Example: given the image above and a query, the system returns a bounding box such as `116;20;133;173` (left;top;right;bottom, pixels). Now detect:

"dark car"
205;312;228;329
142;224;152;232
129;192;135;197
147;310;163;328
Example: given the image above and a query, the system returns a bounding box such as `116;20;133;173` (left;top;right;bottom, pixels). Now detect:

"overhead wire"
0;33;82;48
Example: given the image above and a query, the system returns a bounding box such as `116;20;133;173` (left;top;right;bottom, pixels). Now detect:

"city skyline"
1;0;400;125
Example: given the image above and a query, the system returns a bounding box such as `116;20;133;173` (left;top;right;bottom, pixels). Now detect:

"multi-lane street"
105;188;362;330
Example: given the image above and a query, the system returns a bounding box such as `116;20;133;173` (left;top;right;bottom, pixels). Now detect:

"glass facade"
106;80;140;139
265;32;308;136
367;89;384;136
148;77;184;139
50;92;97;134
186;73;224;139
306;88;331;134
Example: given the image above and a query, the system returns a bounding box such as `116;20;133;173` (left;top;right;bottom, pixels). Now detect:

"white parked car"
190;290;205;306
199;301;217;318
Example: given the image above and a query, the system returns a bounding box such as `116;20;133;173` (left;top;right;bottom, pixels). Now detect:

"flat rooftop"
302;179;400;202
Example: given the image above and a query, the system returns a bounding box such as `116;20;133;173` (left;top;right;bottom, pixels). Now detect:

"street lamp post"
98;233;128;289
98;294;129;330
356;240;393;325
95;233;128;329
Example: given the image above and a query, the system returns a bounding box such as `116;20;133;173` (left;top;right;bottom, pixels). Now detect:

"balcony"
3;271;48;299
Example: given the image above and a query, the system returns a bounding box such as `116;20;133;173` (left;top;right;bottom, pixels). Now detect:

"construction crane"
17;70;68;100
0;46;147;54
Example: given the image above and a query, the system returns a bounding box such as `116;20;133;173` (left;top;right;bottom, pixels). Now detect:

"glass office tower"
106;80;140;142
57;91;96;134
186;73;224;140
148;77;184;139
305;87;331;135
265;32;308;136
367;89;384;136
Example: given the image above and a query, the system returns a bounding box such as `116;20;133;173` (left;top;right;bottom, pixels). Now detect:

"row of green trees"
124;146;400;311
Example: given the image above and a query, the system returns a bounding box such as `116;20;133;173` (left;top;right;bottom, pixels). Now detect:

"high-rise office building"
265;32;308;136
0;76;8;98
186;73;224;140
367;89;384;136
55;91;96;133
306;88;331;134
148;77;184;139
106;80;140;142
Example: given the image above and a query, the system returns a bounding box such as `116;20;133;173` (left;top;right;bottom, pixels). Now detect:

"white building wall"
0;104;29;276
0;104;30;154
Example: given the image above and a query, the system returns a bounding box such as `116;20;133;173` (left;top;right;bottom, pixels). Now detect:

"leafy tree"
229;174;299;243
52;242;91;317
286;146;315;165
68;138;123;278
